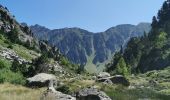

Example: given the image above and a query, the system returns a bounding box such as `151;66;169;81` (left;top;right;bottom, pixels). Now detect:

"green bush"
56;85;71;94
0;34;3;39
0;58;11;69
0;69;26;85
7;28;20;43
60;57;69;66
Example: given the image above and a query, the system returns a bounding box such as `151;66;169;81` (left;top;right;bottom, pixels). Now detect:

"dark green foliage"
60;57;69;66
7;44;13;49
0;59;9;69
31;53;49;74
76;64;85;74
0;69;26;85
106;52;130;76
108;0;170;74
106;52;122;73
10;59;21;72
0;59;26;85
7;28;19;43
35;53;48;64
56;85;71;94
115;57;129;76
10;59;33;77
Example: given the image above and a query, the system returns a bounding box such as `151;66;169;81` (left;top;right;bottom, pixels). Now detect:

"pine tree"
115;57;129;76
151;16;158;28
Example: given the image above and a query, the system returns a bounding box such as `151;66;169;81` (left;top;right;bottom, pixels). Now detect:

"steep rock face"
31;23;151;72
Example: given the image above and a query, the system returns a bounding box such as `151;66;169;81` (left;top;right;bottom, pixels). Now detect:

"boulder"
26;73;56;87
97;75;130;86
76;87;112;100
110;75;130;86
97;72;110;79
97;78;113;84
41;89;76;100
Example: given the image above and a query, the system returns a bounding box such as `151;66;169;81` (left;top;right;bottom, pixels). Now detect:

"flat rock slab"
41;90;76;100
27;73;56;87
77;88;112;100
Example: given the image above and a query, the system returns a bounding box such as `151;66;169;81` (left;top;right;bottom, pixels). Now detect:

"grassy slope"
0;35;39;61
85;50;113;73
0;83;45;100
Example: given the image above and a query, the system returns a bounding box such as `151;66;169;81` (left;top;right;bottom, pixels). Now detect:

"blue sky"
0;0;165;32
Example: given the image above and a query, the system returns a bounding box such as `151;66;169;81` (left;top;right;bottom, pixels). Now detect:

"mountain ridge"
31;22;151;73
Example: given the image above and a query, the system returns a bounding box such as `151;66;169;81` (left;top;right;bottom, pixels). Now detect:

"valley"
0;1;170;100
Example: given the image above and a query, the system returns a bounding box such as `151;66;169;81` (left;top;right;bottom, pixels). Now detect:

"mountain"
0;4;78;84
1;2;170;100
31;23;151;73
107;0;170;74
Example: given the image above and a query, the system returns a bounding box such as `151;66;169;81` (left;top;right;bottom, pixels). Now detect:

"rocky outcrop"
41;89;76;100
0;20;14;32
97;72;111;79
76;87;112;100
109;75;130;86
26;73;56;87
97;73;130;86
41;80;76;100
0;48;30;64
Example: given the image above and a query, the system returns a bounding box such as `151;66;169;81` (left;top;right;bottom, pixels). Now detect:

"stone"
26;73;56;87
97;72;111;79
149;80;158;86
97;75;130;86
41;89;76;100
110;75;130;86
0;48;30;64
76;87;112;100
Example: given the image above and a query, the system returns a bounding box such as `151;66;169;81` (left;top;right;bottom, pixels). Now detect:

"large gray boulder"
97;72;111;79
27;73;56;87
97;74;130;86
110;75;130;86
76;87;112;100
41;89;76;100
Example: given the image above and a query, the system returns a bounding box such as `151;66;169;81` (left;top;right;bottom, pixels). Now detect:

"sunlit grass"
0;83;46;100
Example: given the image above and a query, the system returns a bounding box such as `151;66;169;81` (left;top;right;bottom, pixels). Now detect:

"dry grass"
0;83;46;100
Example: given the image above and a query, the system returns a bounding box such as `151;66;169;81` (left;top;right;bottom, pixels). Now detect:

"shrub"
0;69;26;85
60;57;69;66
7;28;20;43
10;59;21;72
7;44;13;49
0;58;11;69
0;59;7;69
56;85;71;94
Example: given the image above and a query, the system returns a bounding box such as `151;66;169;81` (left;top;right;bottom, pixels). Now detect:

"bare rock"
97;72;111;79
41;89;76;100
27;73;56;87
110;75;130;86
76;87;112;100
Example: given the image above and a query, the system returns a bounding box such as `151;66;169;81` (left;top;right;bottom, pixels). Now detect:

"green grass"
0;83;45;100
0;57;12;69
13;44;39;61
0;33;39;61
84;52;97;73
0;35;10;48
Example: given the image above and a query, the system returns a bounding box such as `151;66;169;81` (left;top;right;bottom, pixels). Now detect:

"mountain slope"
107;0;170;74
31;23;151;73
